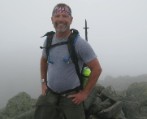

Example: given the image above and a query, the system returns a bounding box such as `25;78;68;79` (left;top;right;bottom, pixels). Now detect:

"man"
40;3;102;119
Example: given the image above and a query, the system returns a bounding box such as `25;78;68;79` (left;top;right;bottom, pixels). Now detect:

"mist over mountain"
99;74;147;91
1;80;147;119
1;73;147;109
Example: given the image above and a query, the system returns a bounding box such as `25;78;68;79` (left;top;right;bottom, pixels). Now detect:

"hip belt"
47;86;81;97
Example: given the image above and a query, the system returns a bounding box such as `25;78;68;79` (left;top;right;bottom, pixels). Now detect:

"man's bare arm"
83;58;102;95
68;58;102;104
40;56;48;80
40;56;48;95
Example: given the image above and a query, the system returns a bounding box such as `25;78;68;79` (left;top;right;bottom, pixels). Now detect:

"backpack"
40;29;89;89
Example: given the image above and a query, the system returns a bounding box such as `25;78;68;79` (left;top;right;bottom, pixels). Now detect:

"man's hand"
41;83;48;96
67;90;88;105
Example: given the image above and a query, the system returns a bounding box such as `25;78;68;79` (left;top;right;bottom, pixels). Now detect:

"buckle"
60;91;78;97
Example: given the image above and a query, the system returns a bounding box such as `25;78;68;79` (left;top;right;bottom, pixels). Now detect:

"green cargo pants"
34;89;86;119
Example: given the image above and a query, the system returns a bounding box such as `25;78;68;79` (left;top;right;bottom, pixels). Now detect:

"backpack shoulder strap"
42;31;55;61
68;29;83;89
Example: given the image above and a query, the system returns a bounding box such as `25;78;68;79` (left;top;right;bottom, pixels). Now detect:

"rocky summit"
0;83;147;119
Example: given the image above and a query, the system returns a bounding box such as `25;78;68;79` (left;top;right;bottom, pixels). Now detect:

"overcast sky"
0;0;147;107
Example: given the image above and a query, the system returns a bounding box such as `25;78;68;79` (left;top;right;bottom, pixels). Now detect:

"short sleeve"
75;36;97;63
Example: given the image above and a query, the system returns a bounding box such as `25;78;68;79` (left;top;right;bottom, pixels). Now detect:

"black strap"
68;29;83;89
49;41;68;49
45;32;54;61
47;86;81;96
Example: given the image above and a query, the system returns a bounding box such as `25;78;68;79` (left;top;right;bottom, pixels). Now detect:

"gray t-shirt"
42;35;97;93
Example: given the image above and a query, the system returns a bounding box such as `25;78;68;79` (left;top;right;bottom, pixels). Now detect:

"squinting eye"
62;15;69;18
55;15;60;18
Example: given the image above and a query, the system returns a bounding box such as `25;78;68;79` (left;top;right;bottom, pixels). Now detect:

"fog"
0;0;147;108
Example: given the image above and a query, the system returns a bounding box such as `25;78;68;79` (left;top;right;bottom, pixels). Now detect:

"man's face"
51;7;73;33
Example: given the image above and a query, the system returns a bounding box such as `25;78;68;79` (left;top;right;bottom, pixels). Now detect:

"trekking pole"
83;19;89;41
82;19;91;88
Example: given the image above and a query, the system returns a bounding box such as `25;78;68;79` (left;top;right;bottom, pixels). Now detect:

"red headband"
53;6;71;16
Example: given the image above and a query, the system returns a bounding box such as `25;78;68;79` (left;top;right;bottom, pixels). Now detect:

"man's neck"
55;30;71;39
